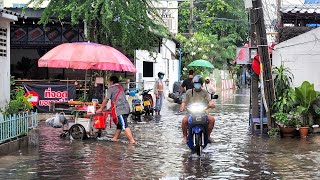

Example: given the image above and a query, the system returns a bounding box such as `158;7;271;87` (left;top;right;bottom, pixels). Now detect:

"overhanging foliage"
27;0;169;56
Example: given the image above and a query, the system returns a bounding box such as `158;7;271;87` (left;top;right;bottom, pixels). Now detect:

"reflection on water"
1;89;320;179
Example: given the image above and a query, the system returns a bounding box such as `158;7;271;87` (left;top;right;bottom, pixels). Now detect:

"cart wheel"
96;129;102;138
60;132;67;138
69;124;87;140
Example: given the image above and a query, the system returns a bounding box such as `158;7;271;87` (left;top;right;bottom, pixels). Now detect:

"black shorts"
117;114;129;130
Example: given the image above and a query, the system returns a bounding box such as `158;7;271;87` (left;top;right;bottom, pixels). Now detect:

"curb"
0;129;39;157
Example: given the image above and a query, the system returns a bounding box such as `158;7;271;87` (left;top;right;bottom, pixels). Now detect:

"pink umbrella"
38;42;136;72
38;42;136;99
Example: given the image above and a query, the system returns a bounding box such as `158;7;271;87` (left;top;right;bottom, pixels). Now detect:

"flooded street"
1;89;320;179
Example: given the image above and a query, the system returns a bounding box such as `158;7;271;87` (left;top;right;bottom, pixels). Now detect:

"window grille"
0;28;7;57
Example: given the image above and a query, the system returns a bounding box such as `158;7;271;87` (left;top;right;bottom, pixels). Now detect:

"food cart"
50;101;111;140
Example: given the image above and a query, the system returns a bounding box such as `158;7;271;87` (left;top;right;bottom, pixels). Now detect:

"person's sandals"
182;138;187;144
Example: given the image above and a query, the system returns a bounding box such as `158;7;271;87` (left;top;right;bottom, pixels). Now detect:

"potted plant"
295;81;320;138
267;127;280;138
273;112;296;137
311;97;320;133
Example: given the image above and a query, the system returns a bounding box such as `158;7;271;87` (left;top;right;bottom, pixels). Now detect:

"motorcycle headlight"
187;103;207;113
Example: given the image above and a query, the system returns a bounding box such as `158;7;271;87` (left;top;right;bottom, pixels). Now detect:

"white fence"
0;111;38;144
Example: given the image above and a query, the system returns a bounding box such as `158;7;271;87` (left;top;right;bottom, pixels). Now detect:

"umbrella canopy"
188;59;214;69
38;42;136;72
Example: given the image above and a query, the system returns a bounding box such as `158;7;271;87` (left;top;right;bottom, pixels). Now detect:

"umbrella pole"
84;70;87;100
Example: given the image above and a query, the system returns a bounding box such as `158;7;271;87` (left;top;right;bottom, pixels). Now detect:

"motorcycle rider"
179;75;216;143
154;72;165;115
180;69;194;94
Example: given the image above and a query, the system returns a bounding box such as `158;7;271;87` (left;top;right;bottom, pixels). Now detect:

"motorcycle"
168;81;184;104
141;89;154;116
127;89;144;121
186;95;218;156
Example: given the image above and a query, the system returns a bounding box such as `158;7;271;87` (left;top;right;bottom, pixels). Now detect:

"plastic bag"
58;112;68;124
45;117;55;126
53;113;63;128
87;105;95;115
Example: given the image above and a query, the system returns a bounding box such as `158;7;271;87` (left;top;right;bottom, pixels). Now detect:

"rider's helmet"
192;75;203;91
158;72;165;78
193;75;203;84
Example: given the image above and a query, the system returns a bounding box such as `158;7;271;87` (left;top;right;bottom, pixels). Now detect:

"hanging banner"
259;64;269;113
23;83;76;112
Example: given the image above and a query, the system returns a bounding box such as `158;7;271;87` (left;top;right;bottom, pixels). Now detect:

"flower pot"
299;127;309;138
280;126;296;137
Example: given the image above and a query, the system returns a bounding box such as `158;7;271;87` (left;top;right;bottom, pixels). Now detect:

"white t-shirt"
203;83;215;95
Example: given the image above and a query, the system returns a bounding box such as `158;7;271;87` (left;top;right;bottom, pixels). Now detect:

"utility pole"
189;0;194;35
249;2;259;132
252;0;276;128
276;0;282;42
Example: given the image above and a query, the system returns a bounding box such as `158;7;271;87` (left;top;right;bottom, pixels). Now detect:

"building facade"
273;27;320;90
0;8;19;109
3;0;49;8
135;1;179;94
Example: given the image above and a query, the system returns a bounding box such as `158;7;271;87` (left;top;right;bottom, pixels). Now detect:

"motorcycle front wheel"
194;133;202;156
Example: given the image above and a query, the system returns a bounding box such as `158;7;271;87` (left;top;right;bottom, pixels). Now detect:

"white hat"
205;77;210;80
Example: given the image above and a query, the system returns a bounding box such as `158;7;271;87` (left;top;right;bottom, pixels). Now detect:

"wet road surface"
1;89;320;179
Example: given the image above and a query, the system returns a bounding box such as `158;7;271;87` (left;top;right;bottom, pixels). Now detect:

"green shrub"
1;87;33;117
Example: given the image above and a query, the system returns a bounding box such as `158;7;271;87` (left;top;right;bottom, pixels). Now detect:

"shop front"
8;8;86;80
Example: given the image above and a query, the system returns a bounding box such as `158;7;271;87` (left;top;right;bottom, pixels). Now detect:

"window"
0;28;7;57
143;61;153;77
12;3;26;8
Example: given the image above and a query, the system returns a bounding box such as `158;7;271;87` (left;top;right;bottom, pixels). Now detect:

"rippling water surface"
1;89;320;179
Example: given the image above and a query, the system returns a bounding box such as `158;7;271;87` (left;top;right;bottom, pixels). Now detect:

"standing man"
154;72;165;115
180;69;194;94
203;77;216;97
97;76;135;144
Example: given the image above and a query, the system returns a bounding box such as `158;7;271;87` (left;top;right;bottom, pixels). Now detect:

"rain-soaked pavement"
1;88;320;179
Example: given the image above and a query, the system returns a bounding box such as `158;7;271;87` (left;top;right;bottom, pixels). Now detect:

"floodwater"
1;89;320;179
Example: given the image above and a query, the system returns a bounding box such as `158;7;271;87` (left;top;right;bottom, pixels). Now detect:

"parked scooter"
127;89;144;121
141;89;154;116
168;81;184;104
186;95;218;156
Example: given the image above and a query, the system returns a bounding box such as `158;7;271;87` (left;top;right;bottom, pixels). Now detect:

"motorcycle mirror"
212;94;219;99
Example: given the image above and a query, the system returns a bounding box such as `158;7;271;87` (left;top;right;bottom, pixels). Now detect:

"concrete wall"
0;129;39;157
273;27;320;90
0;17;11;110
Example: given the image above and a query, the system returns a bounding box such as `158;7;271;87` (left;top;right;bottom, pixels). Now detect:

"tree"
178;0;248;44
177;0;248;74
176;32;237;77
27;0;168;55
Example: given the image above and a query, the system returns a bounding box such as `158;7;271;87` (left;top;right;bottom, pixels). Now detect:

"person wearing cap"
203;77;216;96
154;72;165;115
180;69;194;94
